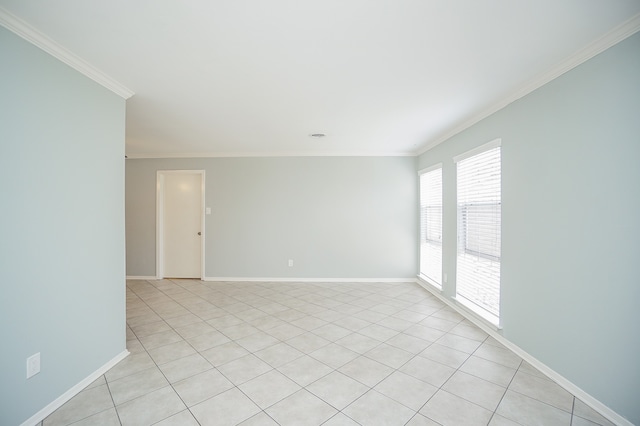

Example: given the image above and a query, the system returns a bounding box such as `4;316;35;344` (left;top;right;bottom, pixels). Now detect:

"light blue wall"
418;32;640;424
126;157;418;279
0;28;126;425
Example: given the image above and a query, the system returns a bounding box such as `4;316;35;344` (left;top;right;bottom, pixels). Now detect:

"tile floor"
40;279;615;426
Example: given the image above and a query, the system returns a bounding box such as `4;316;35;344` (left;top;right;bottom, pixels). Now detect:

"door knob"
197;232;202;236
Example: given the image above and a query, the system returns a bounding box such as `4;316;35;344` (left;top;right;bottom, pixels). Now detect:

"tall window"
419;165;443;288
455;140;501;324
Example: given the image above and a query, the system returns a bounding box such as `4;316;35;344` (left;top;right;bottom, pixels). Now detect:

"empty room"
1;1;639;425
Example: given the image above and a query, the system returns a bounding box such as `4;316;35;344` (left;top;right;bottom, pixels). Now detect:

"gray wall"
0;28;126;425
418;32;640;424
126;157;418;279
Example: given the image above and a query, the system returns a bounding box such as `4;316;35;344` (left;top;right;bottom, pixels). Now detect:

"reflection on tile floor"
40;280;615;426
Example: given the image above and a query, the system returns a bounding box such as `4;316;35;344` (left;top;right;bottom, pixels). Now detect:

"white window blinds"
456;143;501;322
420;166;443;287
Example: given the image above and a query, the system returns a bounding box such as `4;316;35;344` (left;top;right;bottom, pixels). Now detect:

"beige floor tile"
357;324;399;341
201;341;249;366
307;371;369;410
517;361;549;381
435;332;483;354
69;408;120;426
250;315;288;331
159;353;213;383
238;411;280;425
572;399;615;426
332;316;371;331
219;323;261;340
174;321;216;339
254;342;304;367
126;312;163;328
163;313;202;328
322;412;362;426
386;333;432;354
236;331;281;352
139;329;183;350
217;354;273;385
353;309;388;323
495;390;572;426
185;329;231;351
44;385;114;426
238;369;301;409
488;414;522;425
47;280;594;426
405;413;441;425
374;371;438;411
431;309;465;323
335;332;382;354
206;314;244;329
449;323;489;341
376;316;414;332
459;355;517;387
190;387;261;426
311;323;353;341
509;371;573;412
419;342;471;369
173;369;234;407
285;332;331;353
404;324;446;342
343;390;415;426
420;316;459;332
105;352;156;382
108;366;168;405
290;315;329;331
130;320;172;337
277;355;333;386
153;409;200;426
310;343;360;369
474;342;523;369
148;340;197;365
266;389;338;426
116;386;186;426
442;370;507;411
364;343;414;368
420;390;493;426
400;356;456;387
266;323;307;340
338;356;394;387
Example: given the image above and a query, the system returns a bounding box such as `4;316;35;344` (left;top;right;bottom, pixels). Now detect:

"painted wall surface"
0;28;126;425
418;33;640;423
126;157;418;279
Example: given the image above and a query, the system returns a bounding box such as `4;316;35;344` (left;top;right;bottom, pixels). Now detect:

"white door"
162;172;202;278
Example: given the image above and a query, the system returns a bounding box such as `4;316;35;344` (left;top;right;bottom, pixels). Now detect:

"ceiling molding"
0;7;134;100
416;12;640;157
125;151;417;159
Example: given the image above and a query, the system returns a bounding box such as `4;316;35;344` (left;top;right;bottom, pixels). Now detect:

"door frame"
156;170;206;279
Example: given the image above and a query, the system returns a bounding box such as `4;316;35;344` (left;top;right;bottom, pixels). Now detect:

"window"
455;140;501;324
419;165;443;288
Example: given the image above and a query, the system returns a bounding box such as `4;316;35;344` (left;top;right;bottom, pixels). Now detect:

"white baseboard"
414;278;632;426
126;275;158;280
203;277;416;283
20;350;130;426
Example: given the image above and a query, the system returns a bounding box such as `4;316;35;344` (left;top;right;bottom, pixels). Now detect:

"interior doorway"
156;170;205;279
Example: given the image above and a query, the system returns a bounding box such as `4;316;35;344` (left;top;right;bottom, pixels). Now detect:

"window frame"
418;163;443;289
454;139;502;326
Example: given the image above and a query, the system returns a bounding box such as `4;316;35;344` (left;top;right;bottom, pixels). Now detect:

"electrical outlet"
288;259;293;267
444;273;448;283
27;353;40;379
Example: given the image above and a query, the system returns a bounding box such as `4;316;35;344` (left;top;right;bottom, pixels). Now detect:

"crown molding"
125;150;416;159
416;12;640;156
0;7;134;100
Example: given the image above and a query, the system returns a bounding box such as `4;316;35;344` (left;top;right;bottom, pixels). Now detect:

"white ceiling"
2;1;640;157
